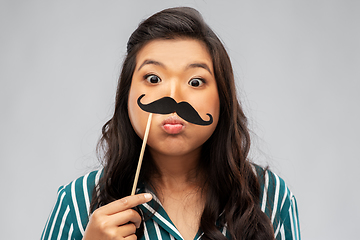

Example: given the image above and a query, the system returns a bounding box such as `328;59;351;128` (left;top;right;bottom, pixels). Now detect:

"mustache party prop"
137;94;213;126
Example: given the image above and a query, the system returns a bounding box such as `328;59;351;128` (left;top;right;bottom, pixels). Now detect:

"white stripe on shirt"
280;224;285;240
154;220;163;240
196;232;204;240
95;169;102;197
291;197;300;240
57;206;70;240
42;187;64;240
48;191;66;239
261;170;269;212
271;173;280;223
222;223;228;237
289;200;296;240
143;203;183;238
280;182;288;210
83;173;91;216
67;224;73;240
143;221;150;240
274;220;281;238
71;180;85;235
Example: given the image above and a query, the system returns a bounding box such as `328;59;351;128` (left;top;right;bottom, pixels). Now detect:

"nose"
168;78;184;103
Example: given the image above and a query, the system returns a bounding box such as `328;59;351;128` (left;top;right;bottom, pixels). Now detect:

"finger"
117;223;137;238
109;209;142;228
100;193;152;215
123;235;137;240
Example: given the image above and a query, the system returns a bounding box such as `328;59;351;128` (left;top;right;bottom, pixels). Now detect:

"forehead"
135;38;213;71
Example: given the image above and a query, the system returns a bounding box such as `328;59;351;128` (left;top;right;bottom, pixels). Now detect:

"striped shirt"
41;166;300;240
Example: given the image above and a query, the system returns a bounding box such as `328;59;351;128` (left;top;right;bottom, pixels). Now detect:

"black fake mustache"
137;94;213;126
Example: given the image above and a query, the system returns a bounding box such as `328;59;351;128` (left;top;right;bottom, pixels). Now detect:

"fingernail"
144;193;152;200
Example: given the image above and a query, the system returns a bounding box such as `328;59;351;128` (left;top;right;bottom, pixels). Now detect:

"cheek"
190;91;220;125
201;93;220;137
190;93;220;139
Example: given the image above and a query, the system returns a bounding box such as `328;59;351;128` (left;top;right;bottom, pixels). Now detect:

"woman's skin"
84;38;220;240
83;193;152;240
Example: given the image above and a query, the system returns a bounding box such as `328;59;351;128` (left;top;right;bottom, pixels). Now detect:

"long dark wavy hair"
91;7;274;240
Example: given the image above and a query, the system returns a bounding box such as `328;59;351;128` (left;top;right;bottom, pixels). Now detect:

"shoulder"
61;169;103;201
252;164;301;239
42;169;103;240
60;169;103;222
253;165;292;217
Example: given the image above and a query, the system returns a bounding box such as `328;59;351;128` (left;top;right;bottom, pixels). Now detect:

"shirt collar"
136;182;226;240
136;183;185;240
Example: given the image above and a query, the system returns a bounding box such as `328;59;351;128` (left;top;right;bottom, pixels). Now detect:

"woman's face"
128;38;220;158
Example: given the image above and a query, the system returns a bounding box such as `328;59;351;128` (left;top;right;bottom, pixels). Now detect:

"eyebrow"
137;59;165;71
186;63;213;75
137;59;213;75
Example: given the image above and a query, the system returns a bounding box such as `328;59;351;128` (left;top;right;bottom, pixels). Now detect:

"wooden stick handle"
131;113;153;195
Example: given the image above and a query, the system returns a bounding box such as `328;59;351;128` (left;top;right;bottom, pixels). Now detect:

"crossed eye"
145;74;204;87
188;78;204;87
145;74;161;84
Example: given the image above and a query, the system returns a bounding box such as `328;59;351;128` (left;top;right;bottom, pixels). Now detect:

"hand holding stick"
131;113;153;196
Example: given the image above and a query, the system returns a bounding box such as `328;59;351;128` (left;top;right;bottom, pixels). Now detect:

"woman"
42;7;300;240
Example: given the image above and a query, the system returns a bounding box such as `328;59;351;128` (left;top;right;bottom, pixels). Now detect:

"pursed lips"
161;115;185;134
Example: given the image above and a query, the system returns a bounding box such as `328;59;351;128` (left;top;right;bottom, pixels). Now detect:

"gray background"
1;0;359;239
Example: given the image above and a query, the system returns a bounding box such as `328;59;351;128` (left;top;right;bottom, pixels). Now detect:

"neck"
148;147;204;190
